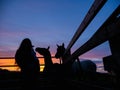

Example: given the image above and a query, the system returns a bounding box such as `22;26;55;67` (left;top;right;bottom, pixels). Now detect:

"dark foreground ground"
0;69;117;90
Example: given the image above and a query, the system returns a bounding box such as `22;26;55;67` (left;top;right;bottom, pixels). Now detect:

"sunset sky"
0;0;120;61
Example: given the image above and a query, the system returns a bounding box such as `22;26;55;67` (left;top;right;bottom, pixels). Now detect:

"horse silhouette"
35;46;55;73
35;46;74;78
55;43;97;73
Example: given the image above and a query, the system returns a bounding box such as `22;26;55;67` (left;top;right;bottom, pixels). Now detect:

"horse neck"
43;52;53;67
62;50;71;63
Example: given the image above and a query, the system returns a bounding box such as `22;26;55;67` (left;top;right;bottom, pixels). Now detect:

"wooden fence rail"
65;0;107;55
64;5;120;64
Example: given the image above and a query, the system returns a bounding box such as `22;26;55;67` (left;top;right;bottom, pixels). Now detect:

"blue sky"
0;0;120;60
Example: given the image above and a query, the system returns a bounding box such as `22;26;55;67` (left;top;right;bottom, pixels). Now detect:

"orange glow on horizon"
0;58;44;72
0;57;60;72
0;57;107;73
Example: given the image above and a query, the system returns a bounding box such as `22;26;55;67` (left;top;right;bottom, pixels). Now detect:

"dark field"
0;69;116;90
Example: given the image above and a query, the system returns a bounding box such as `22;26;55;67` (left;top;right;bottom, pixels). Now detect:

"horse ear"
47;46;50;50
62;43;64;47
57;44;59;47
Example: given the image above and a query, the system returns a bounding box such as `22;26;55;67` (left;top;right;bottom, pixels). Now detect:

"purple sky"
0;0;120;60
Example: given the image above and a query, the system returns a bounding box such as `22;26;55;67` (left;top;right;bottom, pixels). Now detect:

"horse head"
55;43;71;64
35;46;50;56
55;43;65;59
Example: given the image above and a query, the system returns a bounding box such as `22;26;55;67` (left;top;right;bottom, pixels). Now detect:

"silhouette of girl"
15;38;40;88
